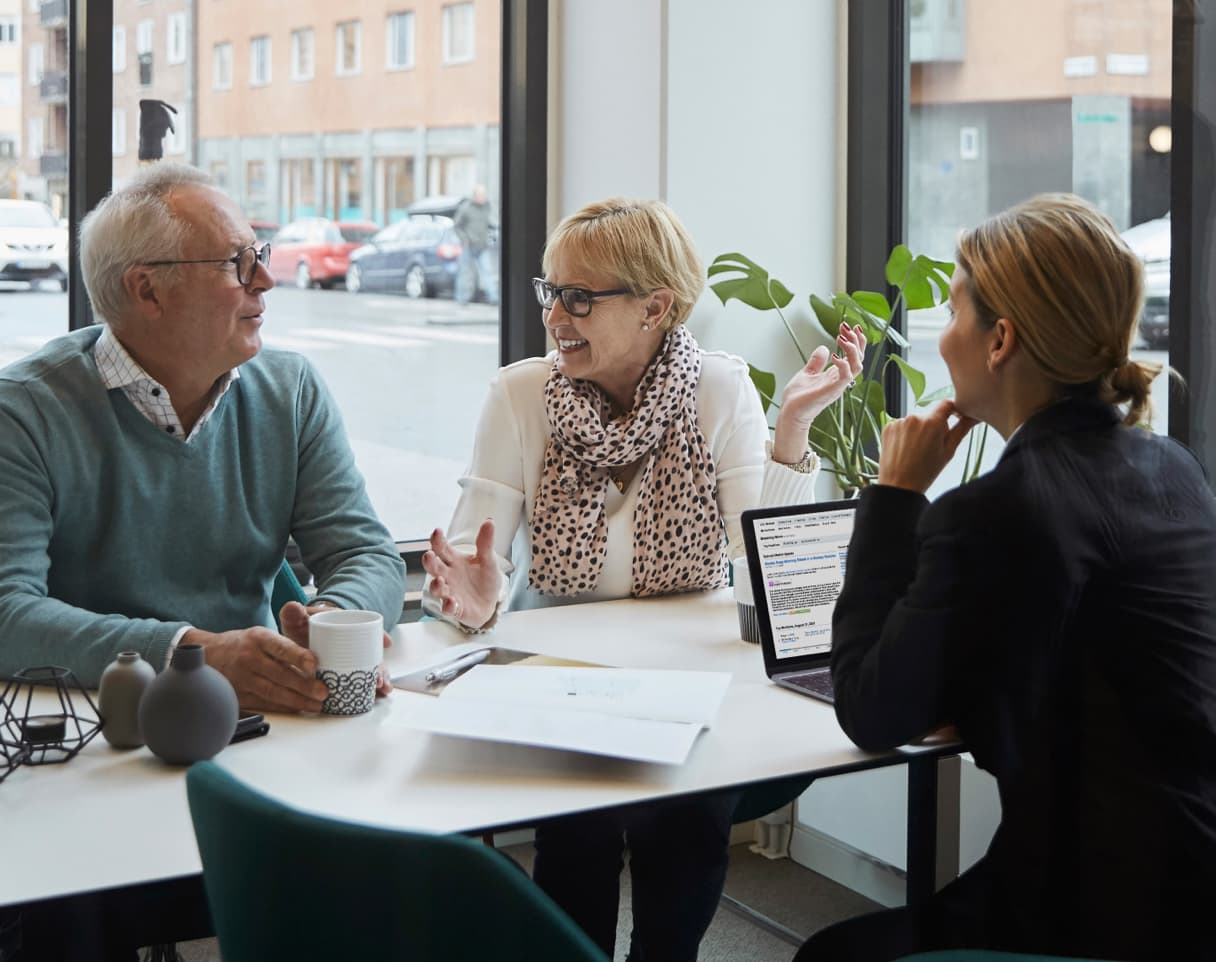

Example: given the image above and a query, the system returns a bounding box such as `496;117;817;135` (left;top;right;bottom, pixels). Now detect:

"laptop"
740;499;858;704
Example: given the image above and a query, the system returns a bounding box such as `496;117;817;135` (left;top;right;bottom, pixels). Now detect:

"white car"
1120;212;1170;350
0;199;69;291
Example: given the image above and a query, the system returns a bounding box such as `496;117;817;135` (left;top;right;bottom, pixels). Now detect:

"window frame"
335;19;362;76
213;41;233;90
249;34;272;87
112;24;126;73
386;11;415;71
110;107;125;156
441;1;475;65
166;12;187;66
0;16;18;45
290;27;315;82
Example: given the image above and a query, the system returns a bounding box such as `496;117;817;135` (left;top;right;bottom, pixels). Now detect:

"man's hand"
278;600;395;698
877;400;978;494
186;625;328;713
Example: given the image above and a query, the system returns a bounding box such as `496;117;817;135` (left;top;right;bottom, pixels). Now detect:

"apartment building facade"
196;0;500;227
0;0;20;196
909;0;1171;257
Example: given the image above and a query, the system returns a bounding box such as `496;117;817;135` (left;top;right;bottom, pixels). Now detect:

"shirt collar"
93;324;241;392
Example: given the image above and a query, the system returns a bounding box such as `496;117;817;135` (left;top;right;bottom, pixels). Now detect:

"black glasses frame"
143;243;272;287
531;277;631;317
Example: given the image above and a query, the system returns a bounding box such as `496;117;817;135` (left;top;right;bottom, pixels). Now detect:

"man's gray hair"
79;163;216;326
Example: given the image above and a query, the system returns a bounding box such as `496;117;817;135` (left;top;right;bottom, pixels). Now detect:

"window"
281;158;318;219
291;28;314;81
28;43;43;86
441;2;475;64
211;160;229;191
324;158;363;218
427;154;474;197
0;140;14;160
0;74;18;108
246;159;268;205
906;0;1172;496
386;12;415;70
111;109;126;156
213;42;232;89
336;21;361;76
112;26;126;73
167;13;187;66
26;116;42;159
164;108;186;155
136;19;153;54
0;17;18;45
250;35;271;86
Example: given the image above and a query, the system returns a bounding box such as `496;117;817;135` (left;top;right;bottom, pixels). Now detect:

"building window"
112;26;126;73
136;19;154;85
211;160;229;191
325;158;363;219
426;154;474;197
336;21;361;76
111;109;126;157
213;42;232;89
0;73;17;108
0;140;14;160
442;2;474;64
166;13;187;66
386;12;415;70
246;159;268;211
164;108;186;155
0;17;18;45
27;43;42;86
291;28;314;81
27;116;42;158
250;36;271;86
281;158;318;219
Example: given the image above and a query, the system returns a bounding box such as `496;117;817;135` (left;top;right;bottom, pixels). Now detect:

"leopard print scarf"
529;325;728;598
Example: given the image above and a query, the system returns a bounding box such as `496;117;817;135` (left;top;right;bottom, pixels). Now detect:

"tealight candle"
22;715;66;744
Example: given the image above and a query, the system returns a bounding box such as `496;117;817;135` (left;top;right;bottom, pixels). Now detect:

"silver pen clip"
424;648;491;686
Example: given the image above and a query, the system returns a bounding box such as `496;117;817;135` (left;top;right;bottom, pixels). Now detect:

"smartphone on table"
230;711;270;743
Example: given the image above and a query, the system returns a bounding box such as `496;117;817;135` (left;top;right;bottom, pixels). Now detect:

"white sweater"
426;349;818;619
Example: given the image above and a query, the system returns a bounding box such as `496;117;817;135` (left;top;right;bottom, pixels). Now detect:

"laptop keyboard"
784;669;835;699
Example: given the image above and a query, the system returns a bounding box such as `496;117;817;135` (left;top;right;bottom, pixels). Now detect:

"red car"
268;218;379;289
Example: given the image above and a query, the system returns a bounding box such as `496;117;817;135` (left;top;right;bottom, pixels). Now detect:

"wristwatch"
767;441;816;474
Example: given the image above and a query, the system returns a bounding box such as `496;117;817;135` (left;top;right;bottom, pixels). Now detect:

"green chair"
896;952;1117;961
185;761;609;962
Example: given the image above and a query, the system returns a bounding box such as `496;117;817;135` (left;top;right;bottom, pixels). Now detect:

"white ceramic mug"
732;556;761;644
309;609;383;715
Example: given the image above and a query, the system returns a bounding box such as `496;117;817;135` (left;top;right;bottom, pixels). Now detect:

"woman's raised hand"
422;519;500;629
771;323;866;464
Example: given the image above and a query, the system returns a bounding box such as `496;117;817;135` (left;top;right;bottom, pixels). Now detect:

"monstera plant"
708;245;988;492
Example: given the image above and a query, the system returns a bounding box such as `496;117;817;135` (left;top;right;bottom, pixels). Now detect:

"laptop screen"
745;502;856;662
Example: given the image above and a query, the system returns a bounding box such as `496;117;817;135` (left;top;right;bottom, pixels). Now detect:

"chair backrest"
186;761;608;962
270;558;308;630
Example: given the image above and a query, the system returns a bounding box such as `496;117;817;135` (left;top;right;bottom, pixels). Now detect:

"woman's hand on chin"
771;322;866;463
877;400;978;494
422;520;500;629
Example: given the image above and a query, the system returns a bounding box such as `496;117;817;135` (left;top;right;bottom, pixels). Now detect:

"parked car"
1121;212;1170;350
268;218;379;289
0;199;69;291
250;220;279;244
345;217;463;298
405;195;500;302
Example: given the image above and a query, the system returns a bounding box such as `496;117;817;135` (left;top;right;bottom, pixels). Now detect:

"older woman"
797;194;1216;961
422;198;864;961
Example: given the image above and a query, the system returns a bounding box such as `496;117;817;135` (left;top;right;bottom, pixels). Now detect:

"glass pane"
113;0;502;540
907;0;1171;495
0;0;69;371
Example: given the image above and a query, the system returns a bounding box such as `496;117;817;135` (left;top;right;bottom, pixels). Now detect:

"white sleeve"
711;361;819;560
421;373;522;625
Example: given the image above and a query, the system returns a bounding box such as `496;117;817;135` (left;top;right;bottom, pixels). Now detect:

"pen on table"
425;649;491;685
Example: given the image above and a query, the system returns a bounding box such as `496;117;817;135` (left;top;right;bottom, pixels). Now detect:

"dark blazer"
832;397;1216;961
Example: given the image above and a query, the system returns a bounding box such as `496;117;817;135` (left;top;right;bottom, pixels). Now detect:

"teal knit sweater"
0;327;406;686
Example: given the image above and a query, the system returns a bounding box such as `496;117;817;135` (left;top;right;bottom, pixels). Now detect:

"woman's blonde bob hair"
541;198;704;331
956;192;1161;426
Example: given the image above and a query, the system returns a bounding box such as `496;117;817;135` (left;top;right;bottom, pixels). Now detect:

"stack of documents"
397;664;732;764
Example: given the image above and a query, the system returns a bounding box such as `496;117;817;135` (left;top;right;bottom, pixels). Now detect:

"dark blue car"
344;217;462;298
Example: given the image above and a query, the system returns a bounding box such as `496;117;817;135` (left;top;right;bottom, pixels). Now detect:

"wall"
555;0;843;495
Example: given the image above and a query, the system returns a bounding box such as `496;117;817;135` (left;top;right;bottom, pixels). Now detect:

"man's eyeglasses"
143;243;272;287
532;277;631;318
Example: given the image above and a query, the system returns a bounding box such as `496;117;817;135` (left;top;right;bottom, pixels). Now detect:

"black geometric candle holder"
0;714;25;785
0;666;101;767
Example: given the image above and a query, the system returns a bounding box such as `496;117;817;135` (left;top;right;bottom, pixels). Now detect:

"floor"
171;841;880;962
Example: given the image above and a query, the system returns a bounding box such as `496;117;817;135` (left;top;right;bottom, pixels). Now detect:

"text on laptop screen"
754;507;853;660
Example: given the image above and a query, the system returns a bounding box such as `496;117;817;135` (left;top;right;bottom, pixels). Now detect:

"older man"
0;162;405;713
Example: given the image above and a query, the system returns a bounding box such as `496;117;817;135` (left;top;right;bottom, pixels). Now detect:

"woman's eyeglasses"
532;277;630;318
143;243;272;287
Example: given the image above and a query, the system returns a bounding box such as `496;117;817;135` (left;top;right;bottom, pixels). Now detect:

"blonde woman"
798;194;1216;961
423;198;864;961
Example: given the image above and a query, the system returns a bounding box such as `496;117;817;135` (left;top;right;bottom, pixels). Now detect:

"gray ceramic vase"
138;644;238;765
98;650;156;749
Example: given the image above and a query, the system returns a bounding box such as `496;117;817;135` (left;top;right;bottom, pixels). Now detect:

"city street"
0;288;1172;534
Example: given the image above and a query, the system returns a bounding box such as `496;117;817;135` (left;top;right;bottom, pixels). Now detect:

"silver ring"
454;600;463;618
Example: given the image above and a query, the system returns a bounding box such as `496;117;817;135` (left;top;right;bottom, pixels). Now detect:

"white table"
0;589;957;907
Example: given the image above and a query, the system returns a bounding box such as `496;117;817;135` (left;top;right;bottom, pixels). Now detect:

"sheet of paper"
401;697;705;765
440;665;731;727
